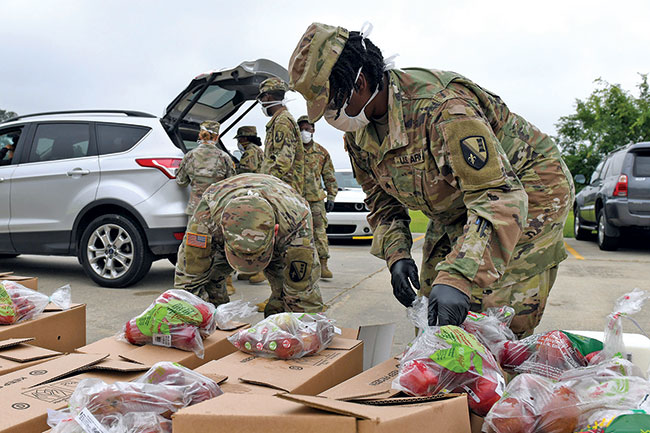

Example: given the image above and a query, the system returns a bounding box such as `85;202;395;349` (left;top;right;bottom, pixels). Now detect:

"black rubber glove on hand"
428;284;470;326
325;200;335;212
390;258;420;307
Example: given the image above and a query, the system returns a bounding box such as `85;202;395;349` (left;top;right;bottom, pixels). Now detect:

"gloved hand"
390;258;420;307
428;284;470;326
325;200;335;212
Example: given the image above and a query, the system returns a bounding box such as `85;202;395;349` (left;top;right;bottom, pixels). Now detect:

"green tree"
0;109;18;123
556;74;650;184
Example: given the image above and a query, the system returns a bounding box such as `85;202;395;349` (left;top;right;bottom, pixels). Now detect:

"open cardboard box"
0;352;151;433
0;304;86;352
0;272;38;291
172;392;471;433
0;338;63;375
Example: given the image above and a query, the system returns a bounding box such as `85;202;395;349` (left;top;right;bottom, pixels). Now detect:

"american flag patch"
186;232;208;249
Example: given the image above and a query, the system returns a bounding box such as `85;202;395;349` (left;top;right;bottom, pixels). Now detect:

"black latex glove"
325;200;335;212
390;258;420;307
428;284;470;326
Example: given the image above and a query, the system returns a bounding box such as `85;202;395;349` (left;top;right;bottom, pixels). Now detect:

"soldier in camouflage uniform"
288;23;574;337
176;121;236;215
235;126;264;174
297;115;338;279
174;173;324;316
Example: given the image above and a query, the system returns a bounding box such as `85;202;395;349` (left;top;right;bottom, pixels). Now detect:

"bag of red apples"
392;297;506;416
0;281;71;325
120;290;255;358
228;312;338;359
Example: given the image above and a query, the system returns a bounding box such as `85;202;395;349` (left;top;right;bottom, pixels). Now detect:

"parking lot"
2;236;649;354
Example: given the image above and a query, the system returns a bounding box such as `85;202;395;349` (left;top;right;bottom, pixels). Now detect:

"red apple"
398;359;440;396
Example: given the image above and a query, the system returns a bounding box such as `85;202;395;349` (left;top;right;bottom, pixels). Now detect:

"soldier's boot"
320;258;333;279
237;272;254;281
256;298;269;312
249;271;267;284
226;275;236;295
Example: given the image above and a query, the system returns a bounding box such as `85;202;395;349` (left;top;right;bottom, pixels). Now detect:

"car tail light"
136;158;182;179
173;232;185;240
613;174;628;197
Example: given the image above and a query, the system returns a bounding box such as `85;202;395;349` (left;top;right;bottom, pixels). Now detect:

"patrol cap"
288;23;349;123
200;120;221;135
257;77;288;98
221;194;276;274
296;115;313;126
234;125;258;138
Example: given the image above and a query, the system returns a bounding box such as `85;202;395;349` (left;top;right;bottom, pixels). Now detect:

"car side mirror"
574;174;586;185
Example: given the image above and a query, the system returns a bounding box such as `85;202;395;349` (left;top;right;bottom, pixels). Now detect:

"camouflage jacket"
345;68;573;296
260;108;305;195
237;143;264;174
303;140;338;202
174;173;313;292
176;141;236;215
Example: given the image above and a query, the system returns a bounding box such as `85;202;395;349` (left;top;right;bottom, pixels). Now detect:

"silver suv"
0;59;288;287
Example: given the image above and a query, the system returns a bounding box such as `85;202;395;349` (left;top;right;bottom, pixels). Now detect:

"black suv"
574;142;650;250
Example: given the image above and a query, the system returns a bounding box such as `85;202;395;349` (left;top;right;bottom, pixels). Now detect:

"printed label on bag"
75;407;108;433
0;284;16;319
430;326;486;374
153;333;172;347
136;299;202;336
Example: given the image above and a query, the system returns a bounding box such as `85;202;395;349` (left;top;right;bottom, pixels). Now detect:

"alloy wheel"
87;223;134;280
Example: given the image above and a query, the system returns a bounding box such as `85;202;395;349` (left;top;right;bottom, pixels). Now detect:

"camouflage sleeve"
174;216;217;292
261;120;299;179
176;154;191;186
321;150;338;201
237;148;256;174
345;133;412;269
431;99;528;297
223;153;237;178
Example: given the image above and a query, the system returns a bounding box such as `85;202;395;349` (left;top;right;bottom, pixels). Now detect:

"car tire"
573;208;592;241
79;214;152;288
167;255;177;266
597;209;619;251
0;254;20;259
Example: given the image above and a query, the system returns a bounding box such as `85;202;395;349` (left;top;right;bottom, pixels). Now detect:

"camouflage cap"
234;125;258;138
288;23;349;123
257;77;288;98
200;120;221;135
221;194;276;273
296;115;313;126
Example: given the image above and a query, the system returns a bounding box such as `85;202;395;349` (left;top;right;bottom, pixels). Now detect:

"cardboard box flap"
318;358;401;401
118;345;188;365
277;394;381;420
90;359;151;372
23;353;108;388
216;321;248;331
200;373;228;385
360;393;465;406
337;327;360;340
357;323;396;370
0;343;61;362
0;337;35;349
327;337;362;351
44;302;82;312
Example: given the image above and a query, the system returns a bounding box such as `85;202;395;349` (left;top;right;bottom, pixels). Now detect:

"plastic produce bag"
214;299;256;330
49;411;172;433
119;290;217;358
392;297;506;416
0;281;71;325
462;306;516;356
228;312;337;359
135;361;222;406
598;288;650;362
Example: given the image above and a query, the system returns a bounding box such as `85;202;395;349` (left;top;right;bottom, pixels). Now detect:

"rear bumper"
606;199;650;228
326;212;373;239
146;226;186;255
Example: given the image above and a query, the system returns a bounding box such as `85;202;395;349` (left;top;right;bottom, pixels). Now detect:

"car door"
10;122;100;254
581;160;605;223
0;126;26;252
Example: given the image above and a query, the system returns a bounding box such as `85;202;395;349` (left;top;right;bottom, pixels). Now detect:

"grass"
411;209;577;238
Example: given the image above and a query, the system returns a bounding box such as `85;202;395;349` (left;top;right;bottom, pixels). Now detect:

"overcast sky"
2;0;649;169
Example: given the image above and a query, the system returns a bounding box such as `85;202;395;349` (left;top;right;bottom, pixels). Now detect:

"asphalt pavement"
2;235;649;355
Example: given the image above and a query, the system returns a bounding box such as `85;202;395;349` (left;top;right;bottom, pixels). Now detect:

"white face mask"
259;100;283;117
324;68;379;132
237;142;246;152
300;130;313;144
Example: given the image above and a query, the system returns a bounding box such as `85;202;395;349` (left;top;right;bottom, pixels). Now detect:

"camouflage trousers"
309;200;329;259
419;225;559;338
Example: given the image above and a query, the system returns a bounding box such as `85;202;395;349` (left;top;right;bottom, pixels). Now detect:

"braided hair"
328;31;385;116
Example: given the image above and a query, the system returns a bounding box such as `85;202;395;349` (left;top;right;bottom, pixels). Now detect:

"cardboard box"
0;304;86;352
470;413;486;433
195;335;364;396
78;325;246;369
172;392;471;433
0;352;150;433
0;272;38;291
0;338;62;375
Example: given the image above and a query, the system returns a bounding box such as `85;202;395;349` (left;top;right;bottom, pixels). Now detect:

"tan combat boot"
226;275;236;295
249;271;267;284
320;258;333;279
256;298;269;312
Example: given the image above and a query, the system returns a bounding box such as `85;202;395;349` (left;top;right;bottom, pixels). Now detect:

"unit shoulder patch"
460;135;488;170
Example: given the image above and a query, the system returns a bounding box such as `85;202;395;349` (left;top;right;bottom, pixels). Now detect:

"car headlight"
354;203;365;212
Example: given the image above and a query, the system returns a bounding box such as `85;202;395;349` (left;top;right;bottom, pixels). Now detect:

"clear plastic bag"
599;288;650;362
462;306;516;358
49;411;172;433
135;361;222;406
228;312;337;359
0;281;71;325
214;299;256;330
118;290;217;358
393;297;506;416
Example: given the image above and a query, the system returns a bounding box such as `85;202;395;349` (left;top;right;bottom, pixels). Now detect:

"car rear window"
633;152;650;177
96;124;150;155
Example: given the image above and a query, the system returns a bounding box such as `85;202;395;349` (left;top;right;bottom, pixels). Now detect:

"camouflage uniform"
298;115;338;260
258;78;305;195
174;173;324;316
235;126;264;174
289;23;574;337
176;121;236;215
